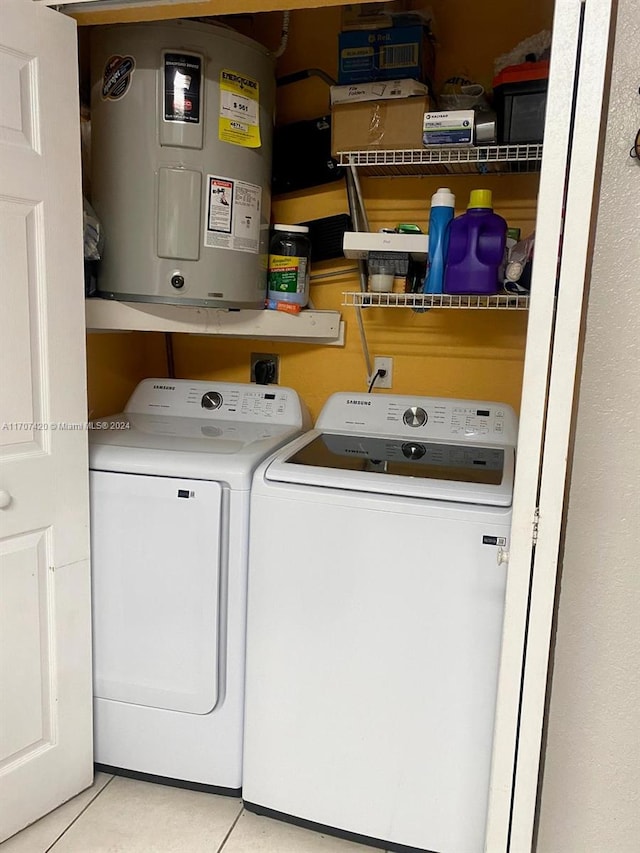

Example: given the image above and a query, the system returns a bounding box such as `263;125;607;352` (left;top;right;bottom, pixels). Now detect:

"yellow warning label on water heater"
219;69;261;148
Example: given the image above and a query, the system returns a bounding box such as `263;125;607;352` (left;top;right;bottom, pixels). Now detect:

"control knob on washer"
403;406;428;427
402;442;426;460
201;391;223;410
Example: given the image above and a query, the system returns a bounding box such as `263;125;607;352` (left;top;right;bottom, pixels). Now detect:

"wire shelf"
337;145;543;176
342;292;530;310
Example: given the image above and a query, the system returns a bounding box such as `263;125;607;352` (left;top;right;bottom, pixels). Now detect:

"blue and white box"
423;110;475;146
338;25;434;85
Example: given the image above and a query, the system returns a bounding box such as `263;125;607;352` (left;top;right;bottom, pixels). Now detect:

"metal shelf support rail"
342;292;530;310
337;144;543;177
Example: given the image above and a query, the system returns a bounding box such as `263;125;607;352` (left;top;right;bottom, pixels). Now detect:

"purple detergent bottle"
443;189;507;295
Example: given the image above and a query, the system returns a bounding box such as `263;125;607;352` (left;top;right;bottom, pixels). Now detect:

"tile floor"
1;772;384;853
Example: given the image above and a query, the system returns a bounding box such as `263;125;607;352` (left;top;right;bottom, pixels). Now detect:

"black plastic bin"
493;60;549;144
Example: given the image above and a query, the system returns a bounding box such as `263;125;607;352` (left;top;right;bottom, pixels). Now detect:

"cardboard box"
338;25;435;85
331;96;430;154
330;79;429;106
422;110;475;146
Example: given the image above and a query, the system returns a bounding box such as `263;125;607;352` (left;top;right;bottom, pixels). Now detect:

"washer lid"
89;412;303;486
263;430;515;506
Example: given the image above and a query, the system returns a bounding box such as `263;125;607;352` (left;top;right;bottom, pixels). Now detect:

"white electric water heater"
91;21;275;308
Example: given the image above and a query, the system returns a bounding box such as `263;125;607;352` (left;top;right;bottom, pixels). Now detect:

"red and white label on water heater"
204;174;261;255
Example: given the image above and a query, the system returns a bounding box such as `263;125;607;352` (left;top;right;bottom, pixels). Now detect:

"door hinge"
532;507;541;545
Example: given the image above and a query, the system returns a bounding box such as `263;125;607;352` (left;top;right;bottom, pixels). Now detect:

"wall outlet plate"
371;356;393;389
251;352;279;385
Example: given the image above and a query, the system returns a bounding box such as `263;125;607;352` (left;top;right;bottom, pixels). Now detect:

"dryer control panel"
315;393;517;447
125;379;309;426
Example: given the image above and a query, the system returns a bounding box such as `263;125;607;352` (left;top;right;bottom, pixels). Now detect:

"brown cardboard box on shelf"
331;96;430;155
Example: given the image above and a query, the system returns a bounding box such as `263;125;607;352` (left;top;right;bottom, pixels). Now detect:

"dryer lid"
91;412;296;451
89;413;303;485
88;378;310;485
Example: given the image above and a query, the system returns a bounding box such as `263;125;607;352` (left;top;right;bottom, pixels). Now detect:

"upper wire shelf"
336;144;543;176
343;292;530;310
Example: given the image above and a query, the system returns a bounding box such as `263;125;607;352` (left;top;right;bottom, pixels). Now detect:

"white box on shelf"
343;231;428;260
330;79;429;106
423;110;475;146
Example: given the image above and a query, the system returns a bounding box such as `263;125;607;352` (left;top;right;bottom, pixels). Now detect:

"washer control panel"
125;379;307;426
316;393;517;446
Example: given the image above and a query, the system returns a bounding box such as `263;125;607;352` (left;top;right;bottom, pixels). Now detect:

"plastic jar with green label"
267;224;311;308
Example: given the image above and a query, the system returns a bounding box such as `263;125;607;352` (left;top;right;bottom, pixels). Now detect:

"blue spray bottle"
424;187;455;294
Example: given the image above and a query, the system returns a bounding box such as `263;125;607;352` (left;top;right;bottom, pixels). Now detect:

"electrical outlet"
250;352;279;385
371;356;393;389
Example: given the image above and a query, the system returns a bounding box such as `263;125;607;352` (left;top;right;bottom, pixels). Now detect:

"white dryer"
88;379;309;794
243;392;518;852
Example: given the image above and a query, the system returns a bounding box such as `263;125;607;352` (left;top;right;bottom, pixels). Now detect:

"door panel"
0;529;53;764
0;0;92;842
0;199;46;454
0;46;39;151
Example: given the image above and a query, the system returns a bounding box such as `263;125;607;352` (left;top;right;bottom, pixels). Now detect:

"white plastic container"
368;272;394;292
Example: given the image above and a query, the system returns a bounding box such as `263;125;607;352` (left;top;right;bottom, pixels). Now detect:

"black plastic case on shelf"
493;78;549;144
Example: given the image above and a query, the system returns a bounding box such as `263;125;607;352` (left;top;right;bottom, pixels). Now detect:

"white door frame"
486;0;586;844
509;0;615;848
487;0;615;850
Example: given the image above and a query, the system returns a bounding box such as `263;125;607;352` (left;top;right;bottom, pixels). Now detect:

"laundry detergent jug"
424;187;455;294
444;189;506;295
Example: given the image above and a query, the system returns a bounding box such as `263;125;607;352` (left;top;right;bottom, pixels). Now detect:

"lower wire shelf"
337;144;543;176
342;292;530;310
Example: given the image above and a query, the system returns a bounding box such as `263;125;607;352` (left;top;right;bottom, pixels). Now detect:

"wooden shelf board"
85;299;344;344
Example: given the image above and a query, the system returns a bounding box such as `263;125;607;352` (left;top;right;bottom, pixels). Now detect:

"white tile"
49;776;242;853
221;810;381;853
0;772;112;853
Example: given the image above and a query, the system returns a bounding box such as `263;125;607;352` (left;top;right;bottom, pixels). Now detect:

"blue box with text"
338;25;434;85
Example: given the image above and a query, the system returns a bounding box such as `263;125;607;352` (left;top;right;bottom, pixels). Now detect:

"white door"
0;0;93;842
486;0;616;850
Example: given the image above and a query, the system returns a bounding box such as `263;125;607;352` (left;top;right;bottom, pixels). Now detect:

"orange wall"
85;0;553;422
167;171;535;422
86;332;167;418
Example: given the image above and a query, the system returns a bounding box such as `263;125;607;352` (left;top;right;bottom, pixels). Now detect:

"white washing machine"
88;379;309;794
243;392;518;852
